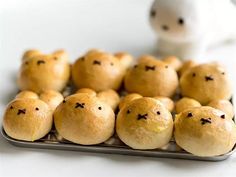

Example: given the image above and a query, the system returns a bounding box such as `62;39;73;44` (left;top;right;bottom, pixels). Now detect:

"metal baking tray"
1;127;236;161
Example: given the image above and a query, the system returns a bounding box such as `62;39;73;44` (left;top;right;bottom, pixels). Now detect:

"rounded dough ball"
119;93;143;110
154;96;175;112
180;64;232;105
116;97;173;149
124;56;178;97
163;56;182;71
72;49;128;92
208;99;234;119
15;91;39;99
174;106;236;157
97;89;120;111
18;50;71;93
175;97;201;114
3;98;53;141
54;93;115;145
39;90;64;111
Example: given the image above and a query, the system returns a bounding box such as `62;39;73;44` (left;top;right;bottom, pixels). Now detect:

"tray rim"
1;127;235;162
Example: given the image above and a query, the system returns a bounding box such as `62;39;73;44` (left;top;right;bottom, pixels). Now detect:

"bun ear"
114;52;133;70
39;90;64;111
118;93;142;110
97;89;120;111
22;50;41;61
15;91;39;99
53;50;69;61
76;88;97;97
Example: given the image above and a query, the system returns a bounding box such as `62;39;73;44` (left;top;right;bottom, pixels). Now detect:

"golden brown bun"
116;97;173;149
18;49;70;93
97;89;120;111
154;96;175;112
175;97;201;114
180;64;232;105
114;52;134;70
118;93;142;110
208;99;234;119
15;91;39;99
54;93;115;145
174;106;236;157
3;98;52;141
124;55;178;97
39;90;64;111
163;56;182;71
178;60;197;77
72;49;133;92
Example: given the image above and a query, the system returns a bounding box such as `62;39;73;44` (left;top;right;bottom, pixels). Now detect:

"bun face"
18;50;70;93
174;106;236;157
72;50;131;92
180;64;232;104
116;97;173;149
54;93;115;145
3;98;53;141
124;56;178;97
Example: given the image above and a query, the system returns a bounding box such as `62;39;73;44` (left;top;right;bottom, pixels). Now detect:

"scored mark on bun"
10;106;13;109
145;65;156;71
37;60;45;65
93;60;101;65
75;102;85;109
205;75;214;81
200;118;211;125
134;65;138;68
127;110;131;114
63;100;66;103
17;109;26;115
137;113;148;120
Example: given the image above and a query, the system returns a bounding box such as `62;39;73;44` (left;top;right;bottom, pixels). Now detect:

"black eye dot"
10;106;13;109
222;72;225;75
220;114;225;119
192;73;196;77
98;106;102;110
35;107;39;111
187;112;193;117
127;110;131;114
150;9;156;18
54;57;58;60
157;111;161;115
165;65;168;69
134;65;138;68
25;61;29;65
178;18;184;25
110;62;114;66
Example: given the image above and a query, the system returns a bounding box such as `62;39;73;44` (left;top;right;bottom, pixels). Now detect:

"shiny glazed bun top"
72;49;133;92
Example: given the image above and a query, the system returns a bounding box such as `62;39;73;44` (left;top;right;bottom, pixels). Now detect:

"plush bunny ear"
53;50;69;61
118;93;142;110
15;91;39;99
114;52;134;70
97;89;120;111
39;90;64;111
22;50;41;61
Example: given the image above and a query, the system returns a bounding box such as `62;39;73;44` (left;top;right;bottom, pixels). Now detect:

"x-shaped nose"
137;113;148;120
17;109;26;115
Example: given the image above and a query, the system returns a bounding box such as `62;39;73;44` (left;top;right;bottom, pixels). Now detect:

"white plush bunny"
149;0;236;60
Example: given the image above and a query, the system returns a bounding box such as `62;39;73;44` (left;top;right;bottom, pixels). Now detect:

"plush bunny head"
149;0;205;42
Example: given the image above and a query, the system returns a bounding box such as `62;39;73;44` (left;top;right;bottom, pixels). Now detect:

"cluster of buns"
3;49;236;157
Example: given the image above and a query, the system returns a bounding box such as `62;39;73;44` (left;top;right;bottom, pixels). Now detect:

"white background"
1;0;236;177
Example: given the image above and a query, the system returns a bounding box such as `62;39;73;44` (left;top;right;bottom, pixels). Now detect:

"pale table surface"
1;0;236;177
